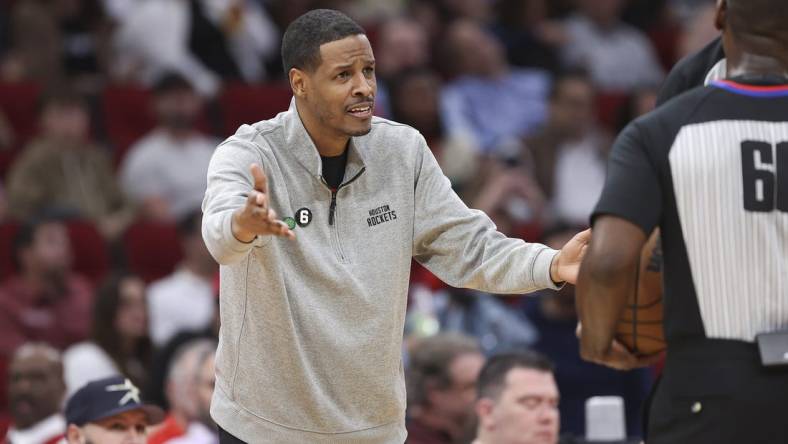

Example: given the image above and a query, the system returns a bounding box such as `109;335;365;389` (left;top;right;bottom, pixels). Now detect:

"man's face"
376;20;428;78
8;352;65;429
154;88;202;130
392;72;440;131
41;103;90;143
72;410;149;444
550;78;595;138
579;0;624;26
430;352;485;423
296;34;377;140
448;21;506;77
481;368;560;444
23;222;72;277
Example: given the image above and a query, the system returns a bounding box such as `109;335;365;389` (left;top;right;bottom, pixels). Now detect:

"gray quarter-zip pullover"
202;100;560;443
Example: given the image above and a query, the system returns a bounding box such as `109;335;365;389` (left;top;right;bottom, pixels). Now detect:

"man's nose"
352;72;373;97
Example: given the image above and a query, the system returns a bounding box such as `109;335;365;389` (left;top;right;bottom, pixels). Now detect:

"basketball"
615;229;666;356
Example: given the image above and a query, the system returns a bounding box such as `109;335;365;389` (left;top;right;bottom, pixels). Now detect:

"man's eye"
110;423;126;431
337;71;350;79
363;67;374;75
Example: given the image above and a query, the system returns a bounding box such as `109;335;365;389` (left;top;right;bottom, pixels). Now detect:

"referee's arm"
576;122;663;370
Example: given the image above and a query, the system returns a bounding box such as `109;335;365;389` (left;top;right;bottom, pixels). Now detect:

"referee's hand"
231;164;296;243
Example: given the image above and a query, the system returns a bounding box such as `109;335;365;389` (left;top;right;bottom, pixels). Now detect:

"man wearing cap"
64;376;165;444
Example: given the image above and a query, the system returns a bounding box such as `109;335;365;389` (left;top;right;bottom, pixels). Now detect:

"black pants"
218;425;247;444
647;339;788;444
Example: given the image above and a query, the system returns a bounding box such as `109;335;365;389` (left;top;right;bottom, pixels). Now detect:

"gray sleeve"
411;135;559;294
201;138;269;265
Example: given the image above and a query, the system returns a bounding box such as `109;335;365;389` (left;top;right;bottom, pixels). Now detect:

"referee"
201;9;589;444
577;0;788;443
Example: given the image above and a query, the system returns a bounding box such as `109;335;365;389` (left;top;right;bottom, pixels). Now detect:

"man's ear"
290;68;309;98
66;424;83;444
475;398;495;430
714;0;727;31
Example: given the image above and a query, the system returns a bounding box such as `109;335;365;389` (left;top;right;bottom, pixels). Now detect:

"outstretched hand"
231;164;296;243
550;228;591;285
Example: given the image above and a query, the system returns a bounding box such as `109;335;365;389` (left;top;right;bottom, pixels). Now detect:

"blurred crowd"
0;0;721;443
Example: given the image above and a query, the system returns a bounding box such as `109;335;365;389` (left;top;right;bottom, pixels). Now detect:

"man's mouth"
347;102;373;118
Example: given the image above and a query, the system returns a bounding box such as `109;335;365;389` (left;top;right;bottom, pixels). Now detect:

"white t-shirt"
63;342;119;396
148;268;216;347
120;129;216;220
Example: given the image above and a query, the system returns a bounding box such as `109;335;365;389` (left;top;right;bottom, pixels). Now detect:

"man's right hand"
231;164;296;242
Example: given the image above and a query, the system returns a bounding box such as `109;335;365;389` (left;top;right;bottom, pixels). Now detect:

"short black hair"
281;9;366;73
153;72;194;95
177;209;203;238
548;68;592;101
727;0;787;38
13;212;68;266
477;351;554;401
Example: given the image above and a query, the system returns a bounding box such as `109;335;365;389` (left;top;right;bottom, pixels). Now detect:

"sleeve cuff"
532;247;563;291
221;210;266;253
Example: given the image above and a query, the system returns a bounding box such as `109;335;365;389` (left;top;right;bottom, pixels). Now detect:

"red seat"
595;93;630;130
0;222;20;282
0;81;42;148
219;82;292;136
0;220;109;285
66;220;109;285
101;84;157;167
123;220;183;283
0;82;42;177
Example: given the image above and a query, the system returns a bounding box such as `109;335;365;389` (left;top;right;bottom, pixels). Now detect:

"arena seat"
66;219;110;285
595;92;630;130
218;82;292;136
123;220;183;283
101;84;157;166
0;222;20;281
0;82;42;177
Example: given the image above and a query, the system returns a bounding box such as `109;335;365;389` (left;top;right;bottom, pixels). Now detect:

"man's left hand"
550;228;591;285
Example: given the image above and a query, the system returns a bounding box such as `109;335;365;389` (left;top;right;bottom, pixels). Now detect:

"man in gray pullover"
202;9;590;444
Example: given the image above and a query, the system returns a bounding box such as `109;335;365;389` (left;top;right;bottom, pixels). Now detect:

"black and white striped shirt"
593;76;788;344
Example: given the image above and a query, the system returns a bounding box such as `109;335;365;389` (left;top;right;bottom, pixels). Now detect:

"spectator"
616;86;659;133
469;161;546;236
473;351;560;444
440;20;550;155
5;92;134;239
521;226;652;437
63;272;152;396
439;0;493;23
0;216;93;358
406;334;485;444
64;375;164;444
4;0;110;92
492;0;564;74
113;0;278;97
162;340;217;444
561;0;664;92
372;17;430;117
148;339;218;444
120;74;217;221
388;68;478;190
147;211;217;347
4;343;66;444
523;70;610;226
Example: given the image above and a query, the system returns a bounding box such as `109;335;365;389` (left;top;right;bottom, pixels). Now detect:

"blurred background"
0;0;720;442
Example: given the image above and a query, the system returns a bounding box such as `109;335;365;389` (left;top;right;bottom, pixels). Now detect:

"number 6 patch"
295;208;312;227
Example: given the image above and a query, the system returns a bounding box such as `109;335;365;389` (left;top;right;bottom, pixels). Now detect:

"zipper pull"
329;189;337;225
